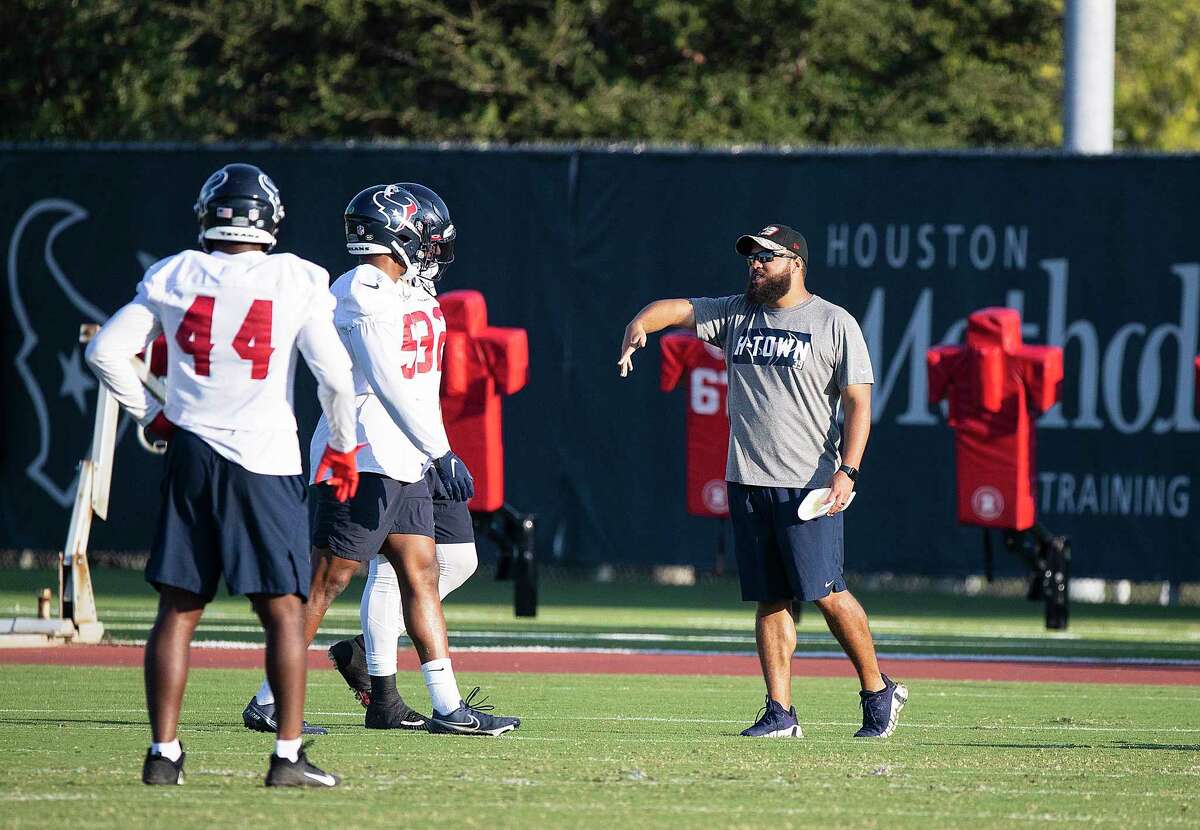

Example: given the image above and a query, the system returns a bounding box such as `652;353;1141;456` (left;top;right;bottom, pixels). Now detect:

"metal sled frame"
1;325;163;646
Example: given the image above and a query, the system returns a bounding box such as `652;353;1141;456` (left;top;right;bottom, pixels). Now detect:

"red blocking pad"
439;290;529;512
927;307;1063;531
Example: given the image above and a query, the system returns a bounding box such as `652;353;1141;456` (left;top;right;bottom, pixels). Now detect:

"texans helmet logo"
373;185;419;235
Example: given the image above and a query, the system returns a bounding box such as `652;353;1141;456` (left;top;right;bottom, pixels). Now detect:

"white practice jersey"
86;249;357;475
309;264;451;484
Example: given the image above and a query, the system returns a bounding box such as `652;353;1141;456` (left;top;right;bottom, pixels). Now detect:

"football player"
243;183;519;736
85;163;357;787
327;185;482;719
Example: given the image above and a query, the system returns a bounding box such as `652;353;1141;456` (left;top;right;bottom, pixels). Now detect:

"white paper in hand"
797;488;856;521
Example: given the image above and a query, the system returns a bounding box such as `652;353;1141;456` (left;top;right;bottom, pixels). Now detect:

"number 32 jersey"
86;249;357;475
309;264;453;485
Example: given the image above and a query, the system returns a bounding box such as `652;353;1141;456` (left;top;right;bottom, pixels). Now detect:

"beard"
745;271;790;305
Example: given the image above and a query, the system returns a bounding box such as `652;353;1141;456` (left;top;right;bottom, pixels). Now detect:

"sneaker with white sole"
264;744;340;788
740;696;803;738
242;697;328;735
854;674;908;738
426;687;520;737
365;696;428;730
142;747;185;785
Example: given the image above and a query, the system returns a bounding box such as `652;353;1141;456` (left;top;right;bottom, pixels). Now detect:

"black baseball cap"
735;224;808;263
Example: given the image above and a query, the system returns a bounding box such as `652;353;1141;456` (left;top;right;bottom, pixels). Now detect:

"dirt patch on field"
1;645;1197;685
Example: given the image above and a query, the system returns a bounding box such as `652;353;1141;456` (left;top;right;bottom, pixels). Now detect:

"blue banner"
1;146;1196;580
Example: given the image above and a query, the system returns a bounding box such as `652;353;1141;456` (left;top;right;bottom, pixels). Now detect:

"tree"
0;0;1194;150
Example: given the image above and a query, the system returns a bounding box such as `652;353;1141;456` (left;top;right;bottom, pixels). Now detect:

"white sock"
359;543;479;677
255;678;274;706
151;739;182;762
275;737;301;763
421;657;462;716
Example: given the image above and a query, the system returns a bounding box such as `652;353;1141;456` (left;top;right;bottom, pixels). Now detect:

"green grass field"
2;567;1199;828
1;668;1198;829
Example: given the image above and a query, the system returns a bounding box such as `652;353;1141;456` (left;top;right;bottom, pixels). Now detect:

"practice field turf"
2;567;1199;828
1;666;1198;829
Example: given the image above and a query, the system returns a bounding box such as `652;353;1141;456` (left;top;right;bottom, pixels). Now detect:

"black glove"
433;451;474;502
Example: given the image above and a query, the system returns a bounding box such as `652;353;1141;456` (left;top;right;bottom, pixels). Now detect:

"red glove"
146;412;176;442
316;443;364;503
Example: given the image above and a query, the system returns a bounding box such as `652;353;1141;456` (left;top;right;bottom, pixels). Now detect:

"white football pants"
361;542;478;676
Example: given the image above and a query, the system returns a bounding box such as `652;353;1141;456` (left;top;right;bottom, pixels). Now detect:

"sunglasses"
746;250;794;265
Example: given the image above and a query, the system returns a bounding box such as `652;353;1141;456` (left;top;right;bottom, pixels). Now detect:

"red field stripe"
1;645;1198;685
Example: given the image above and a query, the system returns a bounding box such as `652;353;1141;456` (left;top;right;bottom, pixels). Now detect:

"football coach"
617;224;907;739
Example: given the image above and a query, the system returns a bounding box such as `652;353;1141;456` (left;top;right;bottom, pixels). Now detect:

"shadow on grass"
1111;742;1200;751
923;740;1200;751
0;716;147;727
922;741;1098;750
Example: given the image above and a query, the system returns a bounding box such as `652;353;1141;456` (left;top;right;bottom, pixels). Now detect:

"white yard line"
94;633;1200;667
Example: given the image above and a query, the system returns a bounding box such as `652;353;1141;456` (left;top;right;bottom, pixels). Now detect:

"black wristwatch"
838;464;859;482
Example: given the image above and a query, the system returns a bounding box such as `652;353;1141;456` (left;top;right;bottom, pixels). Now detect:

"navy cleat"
426;687;520;737
264;743;340;788
363;672;428;730
242;697;328;735
854;674;908;738
328;635;372;708
142;746;185;785
365;697;429;731
740;696;803;738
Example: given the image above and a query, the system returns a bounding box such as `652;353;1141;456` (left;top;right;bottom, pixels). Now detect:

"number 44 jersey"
86;249;357;475
660;331;730;517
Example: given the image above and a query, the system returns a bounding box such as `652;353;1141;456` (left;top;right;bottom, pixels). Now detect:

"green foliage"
1115;0;1200;150
0;0;1194;148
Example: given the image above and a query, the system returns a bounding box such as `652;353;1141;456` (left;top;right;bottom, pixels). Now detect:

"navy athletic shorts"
146;429;311;602
425;467;475;545
727;481;847;602
312;473;434;562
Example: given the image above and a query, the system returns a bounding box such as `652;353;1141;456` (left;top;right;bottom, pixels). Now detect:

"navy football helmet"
344;184;427;272
397;182;455;280
194;163;285;251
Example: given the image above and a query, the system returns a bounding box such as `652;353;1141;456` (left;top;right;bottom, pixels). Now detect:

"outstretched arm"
617;299;695;377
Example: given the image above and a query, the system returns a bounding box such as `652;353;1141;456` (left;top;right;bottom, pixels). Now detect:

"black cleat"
365;696;429;730
327;635;372;708
242;697;328;735
264;744;340;788
142;747;185;785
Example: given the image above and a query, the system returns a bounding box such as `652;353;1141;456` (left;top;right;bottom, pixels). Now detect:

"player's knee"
157;586;207;615
813;588;858;618
248;592;303;625
437;542;478;594
324;558;358;596
756;598;792;618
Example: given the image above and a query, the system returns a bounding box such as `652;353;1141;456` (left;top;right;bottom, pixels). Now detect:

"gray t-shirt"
690;293;874;488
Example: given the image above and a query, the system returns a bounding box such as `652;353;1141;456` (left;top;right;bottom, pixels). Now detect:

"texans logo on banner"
731;328;812;368
8;199;149;507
